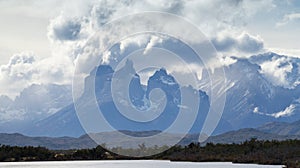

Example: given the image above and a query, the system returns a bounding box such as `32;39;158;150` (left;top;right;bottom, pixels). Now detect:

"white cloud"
253;107;260;113
269;104;296;118
277;13;300;27
268;48;300;58
259;56;300;88
253;107;266;116
144;36;164;55
253;104;297;118
0;0;278;98
46;0;275;69
119;35;151;54
212;31;265;56
47;15;82;42
168;63;203;83
0;52;73;98
219;55;238;66
0;83;72;122
0;53;36;80
37;0;279;100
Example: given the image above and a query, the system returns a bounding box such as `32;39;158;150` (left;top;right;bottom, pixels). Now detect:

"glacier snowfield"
0;160;283;168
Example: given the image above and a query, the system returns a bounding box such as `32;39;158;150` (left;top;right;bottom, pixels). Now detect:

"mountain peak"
156;68;168;75
148;68;178;86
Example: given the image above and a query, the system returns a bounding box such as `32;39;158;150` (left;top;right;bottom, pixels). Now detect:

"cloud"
46;0;274;68
0;53;38;97
0;83;72;122
268;48;300;58
259;55;300;89
0;52;73;98
119;35;153;55
212;31;264;56
237;32;264;53
48;15;82;41
0;53;36;81
277;13;300;27
41;0;278;97
253;107;260;114
143;36;164;55
1;0;277;98
253;104;297;118
269;104;296;118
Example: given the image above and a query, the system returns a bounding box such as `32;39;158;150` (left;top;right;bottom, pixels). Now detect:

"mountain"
0;133;96;150
203;128;300;145
0;95;13;109
0;84;72;133
3;52;300;138
24;61;210;137
212;53;300;134
22;104;85;137
257;120;300;136
0;131;192;150
1;127;300;150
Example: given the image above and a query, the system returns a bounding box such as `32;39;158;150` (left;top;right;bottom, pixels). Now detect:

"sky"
0;0;299;64
0;0;300;98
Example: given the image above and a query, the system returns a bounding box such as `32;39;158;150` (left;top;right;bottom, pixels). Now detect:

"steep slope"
23;104;85;137
25;62;210;137
213;53;300;134
20;52;300;137
0;84;72;133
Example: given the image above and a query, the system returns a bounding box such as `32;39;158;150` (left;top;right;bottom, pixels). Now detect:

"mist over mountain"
0;52;299;139
215;52;300;133
23;59;210;137
0;84;72;133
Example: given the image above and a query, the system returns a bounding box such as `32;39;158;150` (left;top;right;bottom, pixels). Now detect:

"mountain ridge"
0;52;299;138
1;122;300;150
23;62;210;137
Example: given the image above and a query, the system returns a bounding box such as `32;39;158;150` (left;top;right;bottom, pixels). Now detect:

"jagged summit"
5;52;299;137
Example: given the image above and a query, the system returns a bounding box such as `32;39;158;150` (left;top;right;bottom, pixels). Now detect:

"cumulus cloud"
0;83;72;122
48;15;82;41
37;0;279;101
0;53;37;97
1;0;277;98
0;52;74;121
277;13;300;27
46;0;274;72
0;52;73;98
0;53;36;81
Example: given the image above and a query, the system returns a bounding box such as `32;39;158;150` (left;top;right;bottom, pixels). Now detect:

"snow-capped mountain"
213;53;300;134
1;52;299;138
0;84;72;133
25;60;210;137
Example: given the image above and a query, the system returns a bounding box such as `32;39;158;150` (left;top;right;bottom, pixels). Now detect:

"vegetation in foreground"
0;138;299;167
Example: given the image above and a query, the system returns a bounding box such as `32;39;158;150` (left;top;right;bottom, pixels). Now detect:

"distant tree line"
1;138;300;167
154;138;300;167
0;145;52;161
